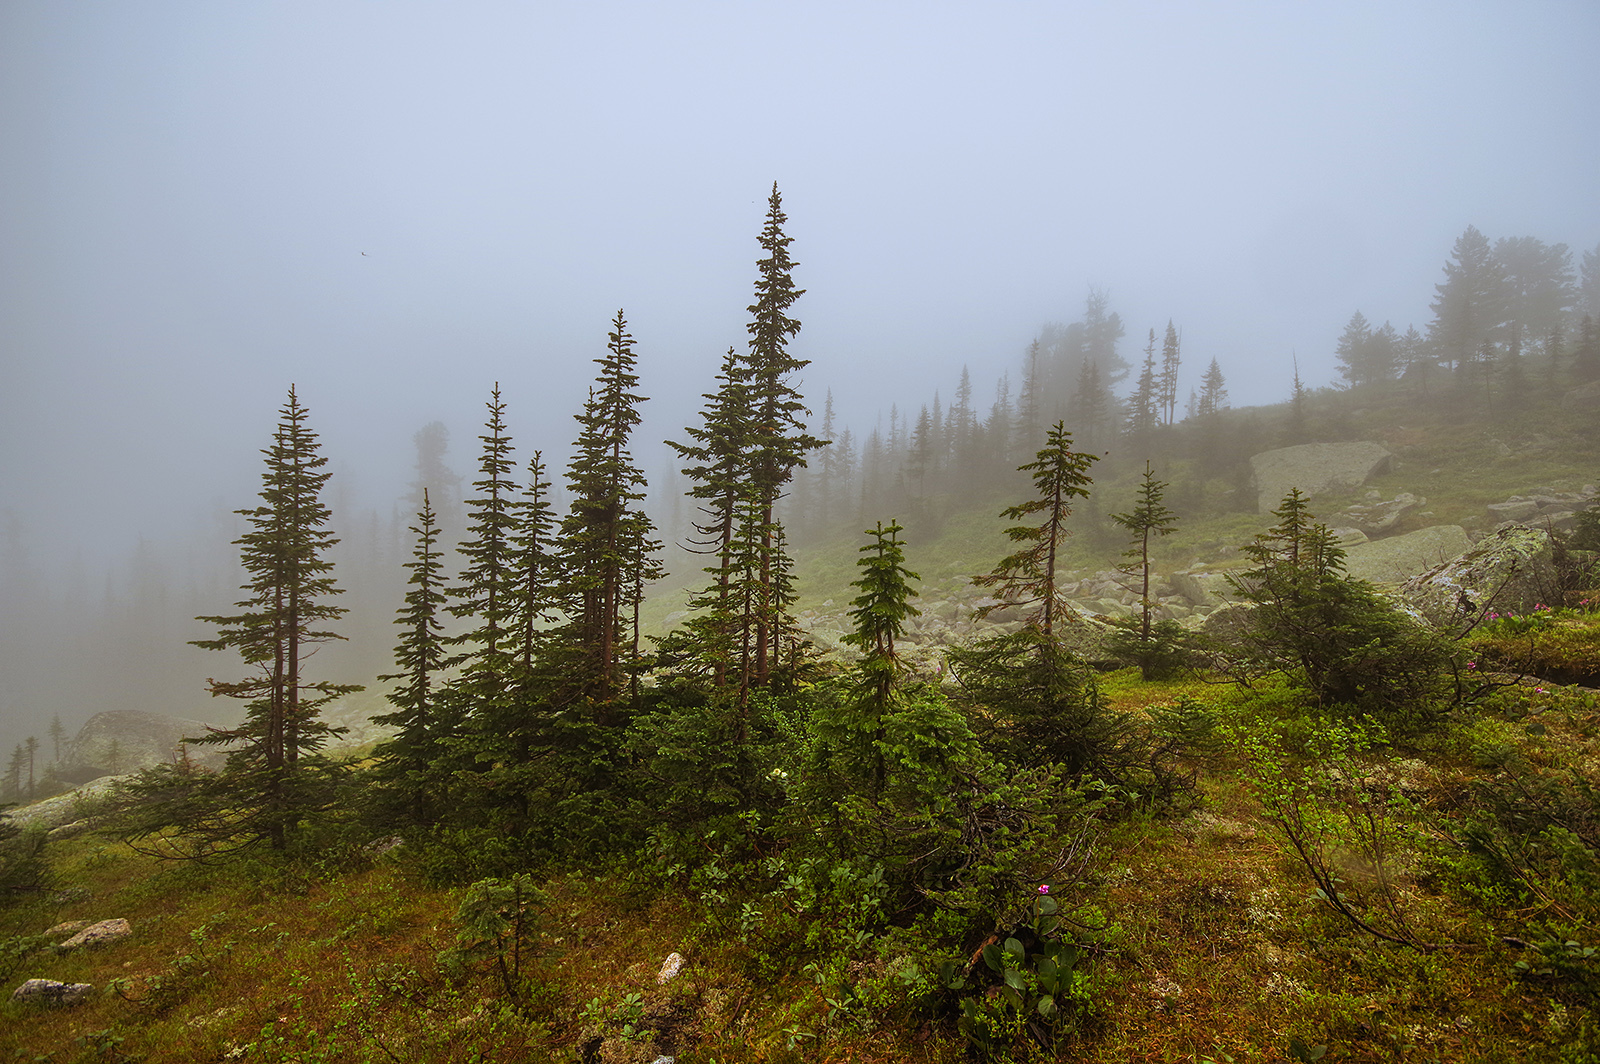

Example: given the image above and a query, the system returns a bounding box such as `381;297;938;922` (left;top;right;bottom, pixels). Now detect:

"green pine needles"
974;421;1098;636
128;387;362;856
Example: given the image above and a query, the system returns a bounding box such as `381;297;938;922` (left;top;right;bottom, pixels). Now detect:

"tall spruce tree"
1197;358;1229;416
1429;225;1507;372
1159;321;1182;426
186;387;360;852
449;385;521;702
510;452;557;679
48;714;65;767
668;347;754;685
371;490;453;827
741;183;823;684
1280;355;1308;442
1334;310;1373;387
555;310;660;711
1126;328;1160;442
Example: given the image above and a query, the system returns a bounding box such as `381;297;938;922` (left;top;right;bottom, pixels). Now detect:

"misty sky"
3;0;1599;577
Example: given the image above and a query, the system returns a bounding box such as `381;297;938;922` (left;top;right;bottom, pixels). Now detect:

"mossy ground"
6;653;1600;1062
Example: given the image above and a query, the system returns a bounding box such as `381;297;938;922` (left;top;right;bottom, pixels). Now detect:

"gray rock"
57;918;131;951
1486;499;1540;523
11;979;94;1006
656;952;684;984
62;710;228;781
1327;526;1370;546
44;920;90;939
2;773;137;832
1169;568;1236;607
1339;492;1424;535
1248;441;1393;513
1344;525;1473;584
1561;380;1600;411
1400;524;1569;628
1199;602;1256;644
1093;598;1131;618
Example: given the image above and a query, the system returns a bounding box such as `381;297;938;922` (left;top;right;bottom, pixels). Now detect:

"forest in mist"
3;208;1598;764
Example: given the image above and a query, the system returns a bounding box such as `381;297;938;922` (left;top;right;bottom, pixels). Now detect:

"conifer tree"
186;386;360;852
986;373;1014;471
1082;288;1129;385
48;715;65;767
1335;310;1373;387
371;490;453;827
668;347;754;685
449;385;521;701
1225;489;1451;718
406;421;463;531
1017;340;1045;446
1429;225;1507;371
1126;329;1160;441
3;745;22;802
972;422;1098;637
509;452;557;678
1071;357;1112;452
909;404;936;496
950;366;978;484
1159;321;1181;425
1370;322;1400;383
1544;326;1565;393
843;520;919;793
766;523;811;687
1111;463;1180;680
1400;324;1433;397
1285;355;1309;443
741;184;823;684
952;424;1113;774
1197;358;1228;416
813;389;838;532
555;310;660;711
1575;315;1600;383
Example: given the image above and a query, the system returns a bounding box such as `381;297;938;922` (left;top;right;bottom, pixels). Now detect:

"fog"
3;1;1598;755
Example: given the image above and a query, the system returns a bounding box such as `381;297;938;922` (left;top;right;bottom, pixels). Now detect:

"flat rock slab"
1249;441;1393;513
11;979;94;1006
1344;525;1472;584
57;918;131;951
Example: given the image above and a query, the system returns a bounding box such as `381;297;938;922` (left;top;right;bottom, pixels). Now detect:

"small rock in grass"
11;978;94;1006
57;917;132;951
656;951;684;985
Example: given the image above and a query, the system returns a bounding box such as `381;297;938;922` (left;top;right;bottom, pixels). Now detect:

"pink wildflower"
1037;884;1050;895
